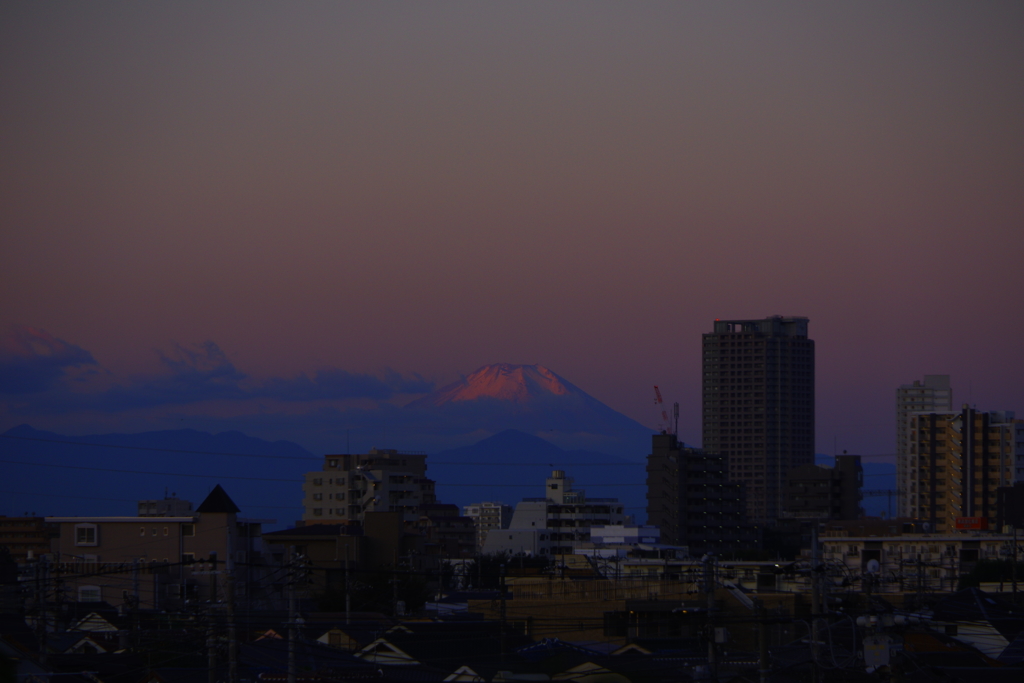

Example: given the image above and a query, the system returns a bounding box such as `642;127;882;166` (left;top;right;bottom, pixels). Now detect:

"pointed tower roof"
196;484;241;513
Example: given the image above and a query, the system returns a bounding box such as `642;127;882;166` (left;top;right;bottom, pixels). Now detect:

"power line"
0;433;645;466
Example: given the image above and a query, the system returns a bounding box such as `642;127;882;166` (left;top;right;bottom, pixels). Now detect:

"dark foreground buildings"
646;433;759;554
702;316;815;524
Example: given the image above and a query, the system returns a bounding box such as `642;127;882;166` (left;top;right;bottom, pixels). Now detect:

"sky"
2;1;1023;463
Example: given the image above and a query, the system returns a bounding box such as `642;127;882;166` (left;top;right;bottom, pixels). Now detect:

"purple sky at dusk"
2;2;1022;460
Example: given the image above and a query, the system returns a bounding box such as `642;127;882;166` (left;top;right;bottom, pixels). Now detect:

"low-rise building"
782;454;863;520
302;449;437;525
0;516;54;564
820;518;1024;593
462;502;512;551
484;471;628;556
44;485;275;610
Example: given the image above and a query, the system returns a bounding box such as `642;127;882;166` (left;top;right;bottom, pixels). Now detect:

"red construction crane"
653;386;670;433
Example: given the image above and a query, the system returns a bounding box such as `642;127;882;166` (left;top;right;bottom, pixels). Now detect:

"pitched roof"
196;484;241;513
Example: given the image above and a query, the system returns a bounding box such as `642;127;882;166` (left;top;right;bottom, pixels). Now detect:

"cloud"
2;334;434;414
0;326;97;394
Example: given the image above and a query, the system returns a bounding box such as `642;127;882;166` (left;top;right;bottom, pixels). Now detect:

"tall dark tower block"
702;316;815;524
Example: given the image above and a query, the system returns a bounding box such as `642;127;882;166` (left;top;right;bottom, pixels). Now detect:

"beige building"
302;449;436;525
462;502;512;551
896;375;952;517
45;486;274;610
907;406;1023;532
821;519;1023;593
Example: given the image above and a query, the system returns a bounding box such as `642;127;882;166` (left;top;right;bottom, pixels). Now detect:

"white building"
483;471;628;555
896;375;952;518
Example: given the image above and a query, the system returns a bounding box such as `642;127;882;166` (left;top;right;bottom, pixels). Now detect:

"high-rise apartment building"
896;375;952;518
702;316;815;524
302;448;437;525
910;407;1024;532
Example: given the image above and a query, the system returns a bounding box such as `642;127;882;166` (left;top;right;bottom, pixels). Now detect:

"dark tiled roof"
196;484;241;513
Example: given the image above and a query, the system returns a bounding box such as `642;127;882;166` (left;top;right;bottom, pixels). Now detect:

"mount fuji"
403;363;654;459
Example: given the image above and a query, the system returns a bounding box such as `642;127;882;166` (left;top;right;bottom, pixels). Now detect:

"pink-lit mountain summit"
404;363;652;459
406;363;576;407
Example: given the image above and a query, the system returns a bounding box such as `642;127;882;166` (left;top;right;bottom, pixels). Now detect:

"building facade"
821;518;1024;593
702;316;815;524
646;433;758;554
302;448;437;525
909;407;1024;533
45;485;273;610
462;502;512;552
896;375;953;518
782;454;863;521
485;471;628;555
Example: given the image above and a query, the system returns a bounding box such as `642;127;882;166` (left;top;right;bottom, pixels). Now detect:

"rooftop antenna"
673;402;679;436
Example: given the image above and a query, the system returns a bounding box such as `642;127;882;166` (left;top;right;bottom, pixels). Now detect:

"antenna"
673;402;680;436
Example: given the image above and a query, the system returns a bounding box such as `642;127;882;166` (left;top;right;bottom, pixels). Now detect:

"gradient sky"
2;1;1022;459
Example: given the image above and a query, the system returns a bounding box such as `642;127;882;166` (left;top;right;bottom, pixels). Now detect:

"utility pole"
810;526;821;683
207;605;217;683
757;602;769;683
227;573;236;683
392;553;400;618
703;554;717;680
288;547;296;683
345;544;351;625
499;564;507;662
1012;526;1018;605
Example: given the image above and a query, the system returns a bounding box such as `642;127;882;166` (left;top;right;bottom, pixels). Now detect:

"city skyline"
2;3;1022;460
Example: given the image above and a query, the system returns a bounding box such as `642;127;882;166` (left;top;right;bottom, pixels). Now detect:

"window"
328;459;338;468
313;509;323;516
163;527;169;536
75;524;98;546
313;478;323;486
78;585;101;602
182;524;195;537
313;493;322;501
140;527;146;537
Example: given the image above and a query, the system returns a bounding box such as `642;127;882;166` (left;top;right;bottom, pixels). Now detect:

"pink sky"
2;2;1022;458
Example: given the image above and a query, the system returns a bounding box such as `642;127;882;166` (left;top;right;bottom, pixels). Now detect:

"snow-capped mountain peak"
406;363;577;407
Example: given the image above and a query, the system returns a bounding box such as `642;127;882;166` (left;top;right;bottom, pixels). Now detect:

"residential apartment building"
896;375;953;518
909;407;1024;533
646;433;758;554
782;454;863;521
45;485;273;609
484;470;627;555
0;516;54;564
821;518;1023;593
302;448;437;525
702;316;815;524
462;502;512;552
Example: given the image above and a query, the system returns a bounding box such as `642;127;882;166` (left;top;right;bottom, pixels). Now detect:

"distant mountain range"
0;424;315;526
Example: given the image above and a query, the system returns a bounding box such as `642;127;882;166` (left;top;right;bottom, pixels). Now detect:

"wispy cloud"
0;327;98;394
1;330;433;414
